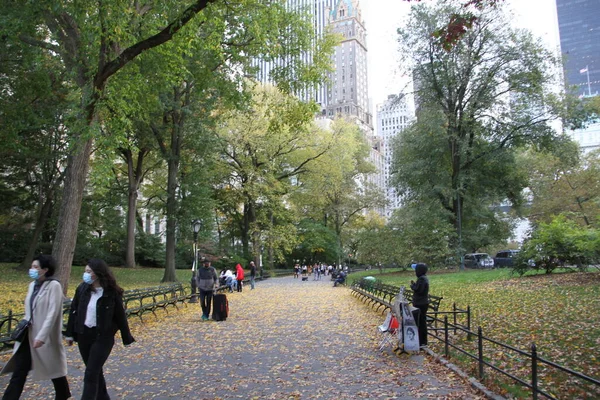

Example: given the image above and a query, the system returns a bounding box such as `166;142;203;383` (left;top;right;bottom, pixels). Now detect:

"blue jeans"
250;276;255;289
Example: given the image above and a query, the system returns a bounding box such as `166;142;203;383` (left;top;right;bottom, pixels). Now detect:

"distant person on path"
220;269;235;292
65;258;135;399
249;261;256;290
235;263;244;292
293;264;300;278
333;270;347;287
1;255;71;400
196;258;219;320
410;263;429;348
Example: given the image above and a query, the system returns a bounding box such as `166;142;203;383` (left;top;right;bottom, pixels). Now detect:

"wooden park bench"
122;283;186;321
351;279;443;327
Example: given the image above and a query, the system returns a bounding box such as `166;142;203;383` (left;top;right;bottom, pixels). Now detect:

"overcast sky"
362;0;561;109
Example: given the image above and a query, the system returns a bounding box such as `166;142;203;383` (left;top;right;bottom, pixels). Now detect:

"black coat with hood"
410;263;429;307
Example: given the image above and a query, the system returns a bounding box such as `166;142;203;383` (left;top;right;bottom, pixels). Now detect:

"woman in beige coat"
1;255;71;400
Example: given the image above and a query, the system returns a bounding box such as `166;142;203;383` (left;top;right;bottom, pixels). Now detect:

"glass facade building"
556;0;600;97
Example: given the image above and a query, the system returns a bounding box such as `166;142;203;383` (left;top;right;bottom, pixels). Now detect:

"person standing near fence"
196;257;219;320
410;263;429;348
65;258;135;399
1;255;71;400
248;261;256;290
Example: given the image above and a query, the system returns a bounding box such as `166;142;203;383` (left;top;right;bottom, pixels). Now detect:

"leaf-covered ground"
1;276;485;399
354;268;600;399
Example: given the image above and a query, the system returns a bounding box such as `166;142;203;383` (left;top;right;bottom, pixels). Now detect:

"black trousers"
199;290;213;317
413;305;429;346
77;327;114;400
2;331;71;400
236;280;243;292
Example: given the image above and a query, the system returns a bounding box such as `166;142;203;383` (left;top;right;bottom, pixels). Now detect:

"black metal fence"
352;279;600;399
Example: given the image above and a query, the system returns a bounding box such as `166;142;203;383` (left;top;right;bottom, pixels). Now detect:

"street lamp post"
190;219;202;303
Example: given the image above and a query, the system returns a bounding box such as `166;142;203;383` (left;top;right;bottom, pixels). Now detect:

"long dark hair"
87;259;124;295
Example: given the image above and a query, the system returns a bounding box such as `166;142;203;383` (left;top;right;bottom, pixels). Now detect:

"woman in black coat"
65;259;135;400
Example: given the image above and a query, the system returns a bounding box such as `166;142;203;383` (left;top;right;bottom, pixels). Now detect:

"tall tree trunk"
241;202;250;259
162;155;179;282
161;86;187;283
52;138;94;292
123;148;148;268
20;194;54;270
125;180;138;268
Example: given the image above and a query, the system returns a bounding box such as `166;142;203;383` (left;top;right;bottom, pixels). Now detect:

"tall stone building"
324;0;372;129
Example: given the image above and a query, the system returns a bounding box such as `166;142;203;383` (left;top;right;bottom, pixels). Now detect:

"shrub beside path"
1;276;485;399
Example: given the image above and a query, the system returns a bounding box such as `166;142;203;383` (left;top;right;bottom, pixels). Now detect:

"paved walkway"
1;276;484;399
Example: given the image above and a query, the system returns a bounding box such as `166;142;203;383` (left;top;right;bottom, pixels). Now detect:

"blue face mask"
28;268;39;280
83;272;94;284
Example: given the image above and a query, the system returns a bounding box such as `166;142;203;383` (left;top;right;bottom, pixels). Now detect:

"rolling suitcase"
212;293;229;321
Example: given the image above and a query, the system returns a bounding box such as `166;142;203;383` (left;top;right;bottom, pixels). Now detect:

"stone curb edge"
422;347;506;400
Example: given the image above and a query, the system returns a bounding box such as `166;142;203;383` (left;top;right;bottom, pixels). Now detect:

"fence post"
444;316;449;357
8;310;13;332
478;327;484;379
453;303;457;334
532;343;538;400
467;306;472;341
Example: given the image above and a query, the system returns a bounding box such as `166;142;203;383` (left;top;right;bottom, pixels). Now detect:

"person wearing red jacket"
235;263;244;292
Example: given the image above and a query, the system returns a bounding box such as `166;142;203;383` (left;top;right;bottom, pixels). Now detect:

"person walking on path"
410;263;430;348
235;263;244;292
196;258;219;320
65;258;135;399
1;255;71;400
249;261;256;290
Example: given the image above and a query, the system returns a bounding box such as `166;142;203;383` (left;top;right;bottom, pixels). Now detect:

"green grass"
353;267;600;399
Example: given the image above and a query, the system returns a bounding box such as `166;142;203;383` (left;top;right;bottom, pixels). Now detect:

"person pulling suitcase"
196;257;219;321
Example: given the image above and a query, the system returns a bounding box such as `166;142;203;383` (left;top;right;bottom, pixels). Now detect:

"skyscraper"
324;0;372;129
555;0;600;97
252;0;371;125
252;0;385;210
555;0;600;152
252;0;338;108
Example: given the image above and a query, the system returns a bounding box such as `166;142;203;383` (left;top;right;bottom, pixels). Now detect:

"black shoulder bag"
10;319;30;342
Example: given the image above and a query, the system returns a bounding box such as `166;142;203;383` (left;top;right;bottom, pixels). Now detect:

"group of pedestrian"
1;255;134;400
293;263;340;279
